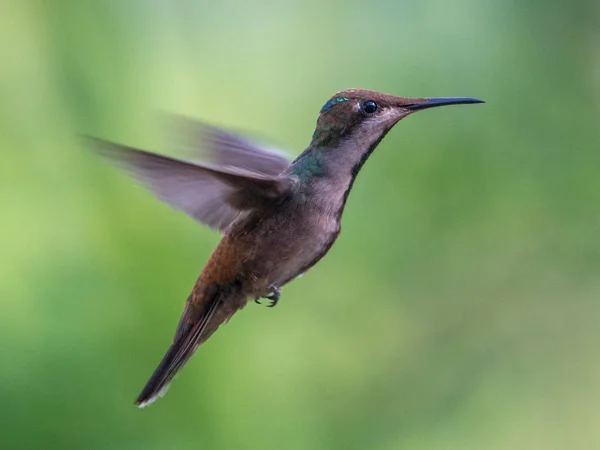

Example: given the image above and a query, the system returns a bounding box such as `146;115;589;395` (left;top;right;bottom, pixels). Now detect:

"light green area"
1;0;599;448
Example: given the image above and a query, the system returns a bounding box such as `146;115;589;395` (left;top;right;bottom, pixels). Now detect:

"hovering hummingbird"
89;89;483;407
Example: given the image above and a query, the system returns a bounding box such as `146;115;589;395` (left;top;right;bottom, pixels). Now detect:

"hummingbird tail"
134;341;190;408
135;285;245;408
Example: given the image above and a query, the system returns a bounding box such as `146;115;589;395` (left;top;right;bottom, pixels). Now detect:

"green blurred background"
1;0;599;449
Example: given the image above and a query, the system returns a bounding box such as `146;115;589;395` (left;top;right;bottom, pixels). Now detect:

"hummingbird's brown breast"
192;199;341;306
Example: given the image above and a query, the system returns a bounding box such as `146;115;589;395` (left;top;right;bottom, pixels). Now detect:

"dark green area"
291;149;325;180
1;0;599;448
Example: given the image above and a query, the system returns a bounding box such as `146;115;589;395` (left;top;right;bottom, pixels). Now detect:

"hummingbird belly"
260;211;341;290
218;201;342;299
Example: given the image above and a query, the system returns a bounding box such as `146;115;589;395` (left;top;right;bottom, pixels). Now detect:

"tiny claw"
255;284;281;307
265;285;280;308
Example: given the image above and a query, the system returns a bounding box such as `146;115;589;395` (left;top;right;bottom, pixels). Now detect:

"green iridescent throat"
291;148;325;180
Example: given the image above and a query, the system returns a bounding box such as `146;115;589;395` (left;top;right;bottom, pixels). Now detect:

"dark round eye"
362;100;378;114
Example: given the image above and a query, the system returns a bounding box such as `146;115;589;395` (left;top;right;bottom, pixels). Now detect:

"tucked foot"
254;285;281;307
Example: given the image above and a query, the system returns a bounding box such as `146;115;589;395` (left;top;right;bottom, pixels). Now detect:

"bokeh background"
1;0;599;449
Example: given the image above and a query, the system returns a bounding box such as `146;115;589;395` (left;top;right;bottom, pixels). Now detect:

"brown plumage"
88;89;483;407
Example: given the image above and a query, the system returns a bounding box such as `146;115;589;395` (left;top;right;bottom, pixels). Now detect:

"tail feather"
135;344;180;408
135;294;225;408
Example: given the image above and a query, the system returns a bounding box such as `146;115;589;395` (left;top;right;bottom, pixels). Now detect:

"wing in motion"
86;121;292;231
166;115;291;177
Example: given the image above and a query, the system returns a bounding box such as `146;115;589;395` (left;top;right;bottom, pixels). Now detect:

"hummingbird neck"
289;130;390;216
294;121;391;175
289;146;326;180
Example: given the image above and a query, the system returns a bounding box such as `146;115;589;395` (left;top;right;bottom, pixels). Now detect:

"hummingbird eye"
362;100;378;115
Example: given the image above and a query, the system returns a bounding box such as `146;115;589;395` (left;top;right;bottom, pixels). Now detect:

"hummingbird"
89;89;483;407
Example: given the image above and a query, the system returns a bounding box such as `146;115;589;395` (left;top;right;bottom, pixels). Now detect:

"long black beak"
406;97;485;111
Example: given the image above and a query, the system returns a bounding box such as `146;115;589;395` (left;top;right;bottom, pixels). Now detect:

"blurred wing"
88;138;291;231
166;116;291;176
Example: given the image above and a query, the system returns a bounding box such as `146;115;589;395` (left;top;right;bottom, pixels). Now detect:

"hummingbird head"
310;88;484;148
290;88;483;186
